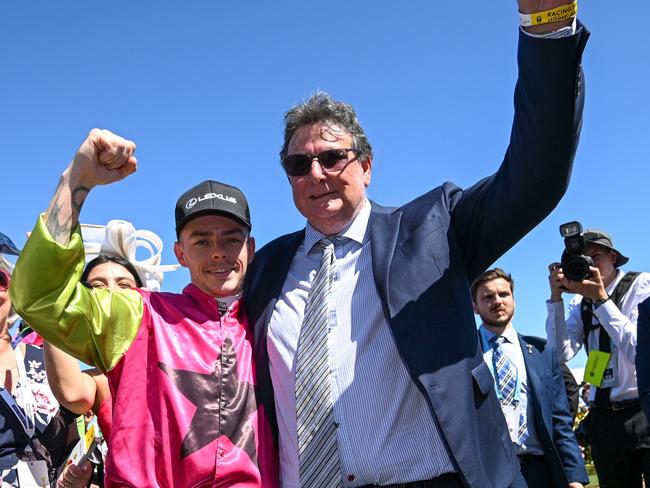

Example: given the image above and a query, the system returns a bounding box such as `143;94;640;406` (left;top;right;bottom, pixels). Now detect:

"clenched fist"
70;128;137;189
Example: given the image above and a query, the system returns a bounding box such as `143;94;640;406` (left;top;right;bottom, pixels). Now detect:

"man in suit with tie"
244;3;589;486
472;268;587;487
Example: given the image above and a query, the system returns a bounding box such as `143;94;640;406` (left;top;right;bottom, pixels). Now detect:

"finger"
102;146;126;170
124;141;136;158
96;134;135;167
548;262;562;275
99;141;132;166
118;156;138;179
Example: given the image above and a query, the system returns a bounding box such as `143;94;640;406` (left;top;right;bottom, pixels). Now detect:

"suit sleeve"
450;25;589;280
636;298;650;420
9;214;143;372
549;348;589;484
561;362;579;421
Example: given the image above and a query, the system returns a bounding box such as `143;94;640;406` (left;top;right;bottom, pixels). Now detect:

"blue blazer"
514;335;588;486
244;27;589;488
636;298;650;420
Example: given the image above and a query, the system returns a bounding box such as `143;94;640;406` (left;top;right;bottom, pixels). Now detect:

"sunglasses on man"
0;270;9;293
281;148;359;177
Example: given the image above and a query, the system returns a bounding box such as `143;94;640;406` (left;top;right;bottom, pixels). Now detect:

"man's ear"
174;241;188;268
609;250;618;265
472;301;479;314
247;236;256;264
362;157;372;188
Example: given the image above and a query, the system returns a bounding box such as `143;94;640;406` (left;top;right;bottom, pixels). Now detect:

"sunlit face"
174;214;255;298
473;278;515;330
286;122;372;236
584;245;618;287
87;261;138;290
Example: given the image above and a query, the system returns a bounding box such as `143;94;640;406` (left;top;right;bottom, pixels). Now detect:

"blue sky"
2;2;649;370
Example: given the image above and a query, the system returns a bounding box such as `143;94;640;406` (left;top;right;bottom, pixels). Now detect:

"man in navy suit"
472;268;587;488
244;4;589;487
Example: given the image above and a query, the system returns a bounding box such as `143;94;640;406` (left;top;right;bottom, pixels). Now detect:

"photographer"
546;228;650;487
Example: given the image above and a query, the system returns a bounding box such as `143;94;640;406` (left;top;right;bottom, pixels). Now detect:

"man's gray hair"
280;92;373;163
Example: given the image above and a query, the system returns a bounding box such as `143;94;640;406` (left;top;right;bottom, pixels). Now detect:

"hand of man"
557;266;609;302
69;128;137;190
518;0;575;34
56;460;93;488
548;262;566;302
568;482;584;488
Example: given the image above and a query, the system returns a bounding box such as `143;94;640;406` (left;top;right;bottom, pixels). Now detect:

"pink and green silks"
11;216;279;487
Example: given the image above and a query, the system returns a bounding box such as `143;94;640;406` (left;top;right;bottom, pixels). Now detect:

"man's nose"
307;158;327;180
211;243;227;259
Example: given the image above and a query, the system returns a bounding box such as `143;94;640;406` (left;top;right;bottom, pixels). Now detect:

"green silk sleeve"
10;214;143;372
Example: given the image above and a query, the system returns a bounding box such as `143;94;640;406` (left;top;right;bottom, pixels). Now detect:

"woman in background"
44;254;143;445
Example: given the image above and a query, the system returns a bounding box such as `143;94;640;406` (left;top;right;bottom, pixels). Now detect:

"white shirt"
546;270;650;401
267;201;454;487
479;325;544;456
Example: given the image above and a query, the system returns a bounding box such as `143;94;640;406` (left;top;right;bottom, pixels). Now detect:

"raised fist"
70;128;138;188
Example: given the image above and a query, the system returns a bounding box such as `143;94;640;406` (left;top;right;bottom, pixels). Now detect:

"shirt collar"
303;199;370;255
182;283;243;317
605;270;624;294
480;324;518;345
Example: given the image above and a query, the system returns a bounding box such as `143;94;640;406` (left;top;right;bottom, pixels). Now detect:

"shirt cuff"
521;17;577;39
546;299;565;313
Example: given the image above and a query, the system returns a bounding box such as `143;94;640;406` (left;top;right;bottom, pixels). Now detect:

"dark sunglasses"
281;148;358;177
0;270;9;292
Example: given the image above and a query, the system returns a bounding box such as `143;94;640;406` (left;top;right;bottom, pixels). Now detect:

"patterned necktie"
295;238;342;488
491;336;529;446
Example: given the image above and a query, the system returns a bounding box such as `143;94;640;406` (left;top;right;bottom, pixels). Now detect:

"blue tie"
491;336;529;446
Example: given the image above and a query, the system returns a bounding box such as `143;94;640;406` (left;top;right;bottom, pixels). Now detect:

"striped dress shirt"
267;200;455;487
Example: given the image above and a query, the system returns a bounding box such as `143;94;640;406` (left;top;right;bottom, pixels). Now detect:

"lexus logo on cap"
185;192;238;209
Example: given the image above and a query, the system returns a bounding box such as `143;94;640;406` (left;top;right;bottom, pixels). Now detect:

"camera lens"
562;255;594;281
566;259;588;281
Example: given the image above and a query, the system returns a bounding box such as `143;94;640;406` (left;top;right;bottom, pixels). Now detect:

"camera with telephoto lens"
559;221;593;281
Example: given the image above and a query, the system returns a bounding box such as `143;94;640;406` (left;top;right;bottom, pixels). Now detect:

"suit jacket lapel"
518;334;543;416
368;202;401;318
248;230;304;346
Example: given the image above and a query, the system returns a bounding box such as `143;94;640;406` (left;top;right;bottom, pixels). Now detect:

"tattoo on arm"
72;186;90;214
44;175;90;245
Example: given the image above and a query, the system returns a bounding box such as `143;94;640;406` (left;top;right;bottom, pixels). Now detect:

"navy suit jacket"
636;298;650;420
514;335;588;486
244;28;589;488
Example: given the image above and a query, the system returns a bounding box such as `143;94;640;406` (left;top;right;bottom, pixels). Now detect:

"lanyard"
0;346;37;440
479;328;522;403
11;324;33;350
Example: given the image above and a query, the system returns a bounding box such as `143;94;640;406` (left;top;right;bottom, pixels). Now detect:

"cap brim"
615;253;629;267
176;209;251;236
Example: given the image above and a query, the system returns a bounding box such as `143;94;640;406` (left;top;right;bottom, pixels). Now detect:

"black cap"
175;180;251;236
583;229;629;267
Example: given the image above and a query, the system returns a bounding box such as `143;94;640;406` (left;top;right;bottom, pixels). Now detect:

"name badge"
585;350;611;387
502;404;522;444
16;460;48;488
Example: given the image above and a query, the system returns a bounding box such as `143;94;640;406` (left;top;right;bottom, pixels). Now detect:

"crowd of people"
2;1;650;487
